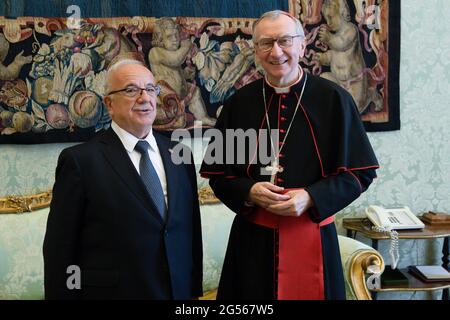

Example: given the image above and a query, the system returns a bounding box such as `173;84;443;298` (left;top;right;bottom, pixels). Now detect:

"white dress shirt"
111;121;168;206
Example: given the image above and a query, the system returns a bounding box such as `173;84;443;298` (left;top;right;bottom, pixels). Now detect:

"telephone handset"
366;205;425;230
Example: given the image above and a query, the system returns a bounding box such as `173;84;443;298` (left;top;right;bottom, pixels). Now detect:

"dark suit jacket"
43;128;203;299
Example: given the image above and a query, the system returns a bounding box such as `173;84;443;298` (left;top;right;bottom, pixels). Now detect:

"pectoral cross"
264;160;284;184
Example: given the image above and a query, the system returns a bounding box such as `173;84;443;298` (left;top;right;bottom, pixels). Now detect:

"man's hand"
248;182;291;209
267;189;313;217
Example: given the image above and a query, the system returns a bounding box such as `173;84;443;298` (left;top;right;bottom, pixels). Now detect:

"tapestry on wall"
300;0;400;132
0;0;399;143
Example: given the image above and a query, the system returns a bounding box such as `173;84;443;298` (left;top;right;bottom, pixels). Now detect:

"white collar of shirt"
265;65;303;94
111;121;158;153
111;121;168;205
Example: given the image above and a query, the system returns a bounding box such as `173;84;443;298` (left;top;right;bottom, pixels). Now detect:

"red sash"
247;190;334;300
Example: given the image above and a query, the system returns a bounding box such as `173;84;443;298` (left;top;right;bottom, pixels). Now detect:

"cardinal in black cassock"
200;71;379;300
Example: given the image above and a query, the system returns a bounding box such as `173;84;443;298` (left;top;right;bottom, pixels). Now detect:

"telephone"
365;205;424;271
366;205;425;230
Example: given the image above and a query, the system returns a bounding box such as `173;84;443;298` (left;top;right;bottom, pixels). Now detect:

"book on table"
408;265;450;282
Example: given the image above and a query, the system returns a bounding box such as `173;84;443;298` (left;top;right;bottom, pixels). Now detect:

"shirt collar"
111;121;158;153
264;65;304;94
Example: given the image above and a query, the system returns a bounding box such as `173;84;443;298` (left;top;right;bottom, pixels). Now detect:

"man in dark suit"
43;57;203;299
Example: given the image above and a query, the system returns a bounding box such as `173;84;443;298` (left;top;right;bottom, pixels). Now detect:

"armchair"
199;202;386;300
338;235;385;300
0;202;384;300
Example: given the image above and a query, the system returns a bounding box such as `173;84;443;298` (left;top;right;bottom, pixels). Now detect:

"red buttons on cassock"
281;105;287;109
280;129;286;133
277;178;284;183
279;153;285;158
281;117;287;121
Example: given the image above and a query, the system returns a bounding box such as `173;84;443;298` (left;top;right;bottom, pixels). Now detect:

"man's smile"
133;104;154;113
269;59;288;65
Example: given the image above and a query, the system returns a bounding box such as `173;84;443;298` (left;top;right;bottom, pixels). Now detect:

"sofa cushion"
0;209;48;299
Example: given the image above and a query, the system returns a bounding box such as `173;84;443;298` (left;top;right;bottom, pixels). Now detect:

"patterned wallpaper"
337;0;450;300
0;143;77;196
0;0;449;299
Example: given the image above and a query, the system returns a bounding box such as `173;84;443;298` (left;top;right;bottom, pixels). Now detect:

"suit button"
164;229;168;236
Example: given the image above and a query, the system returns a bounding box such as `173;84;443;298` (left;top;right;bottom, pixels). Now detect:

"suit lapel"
155;133;179;223
99;129;164;224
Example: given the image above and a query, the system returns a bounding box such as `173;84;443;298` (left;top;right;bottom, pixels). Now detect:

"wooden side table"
343;218;450;300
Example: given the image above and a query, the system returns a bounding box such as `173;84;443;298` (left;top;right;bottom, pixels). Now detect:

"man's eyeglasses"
255;35;304;52
107;85;161;98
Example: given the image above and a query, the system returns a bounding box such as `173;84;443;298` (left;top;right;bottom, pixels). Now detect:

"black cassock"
200;73;379;300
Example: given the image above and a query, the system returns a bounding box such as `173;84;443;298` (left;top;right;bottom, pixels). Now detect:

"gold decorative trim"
199;289;218;300
0;190;52;214
0;186;218;213
198;186;220;205
349;249;385;300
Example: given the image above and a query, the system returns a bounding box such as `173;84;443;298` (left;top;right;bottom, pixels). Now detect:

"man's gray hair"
104;58;146;95
252;10;305;40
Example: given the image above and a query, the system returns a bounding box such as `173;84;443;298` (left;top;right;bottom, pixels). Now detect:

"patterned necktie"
135;140;167;220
